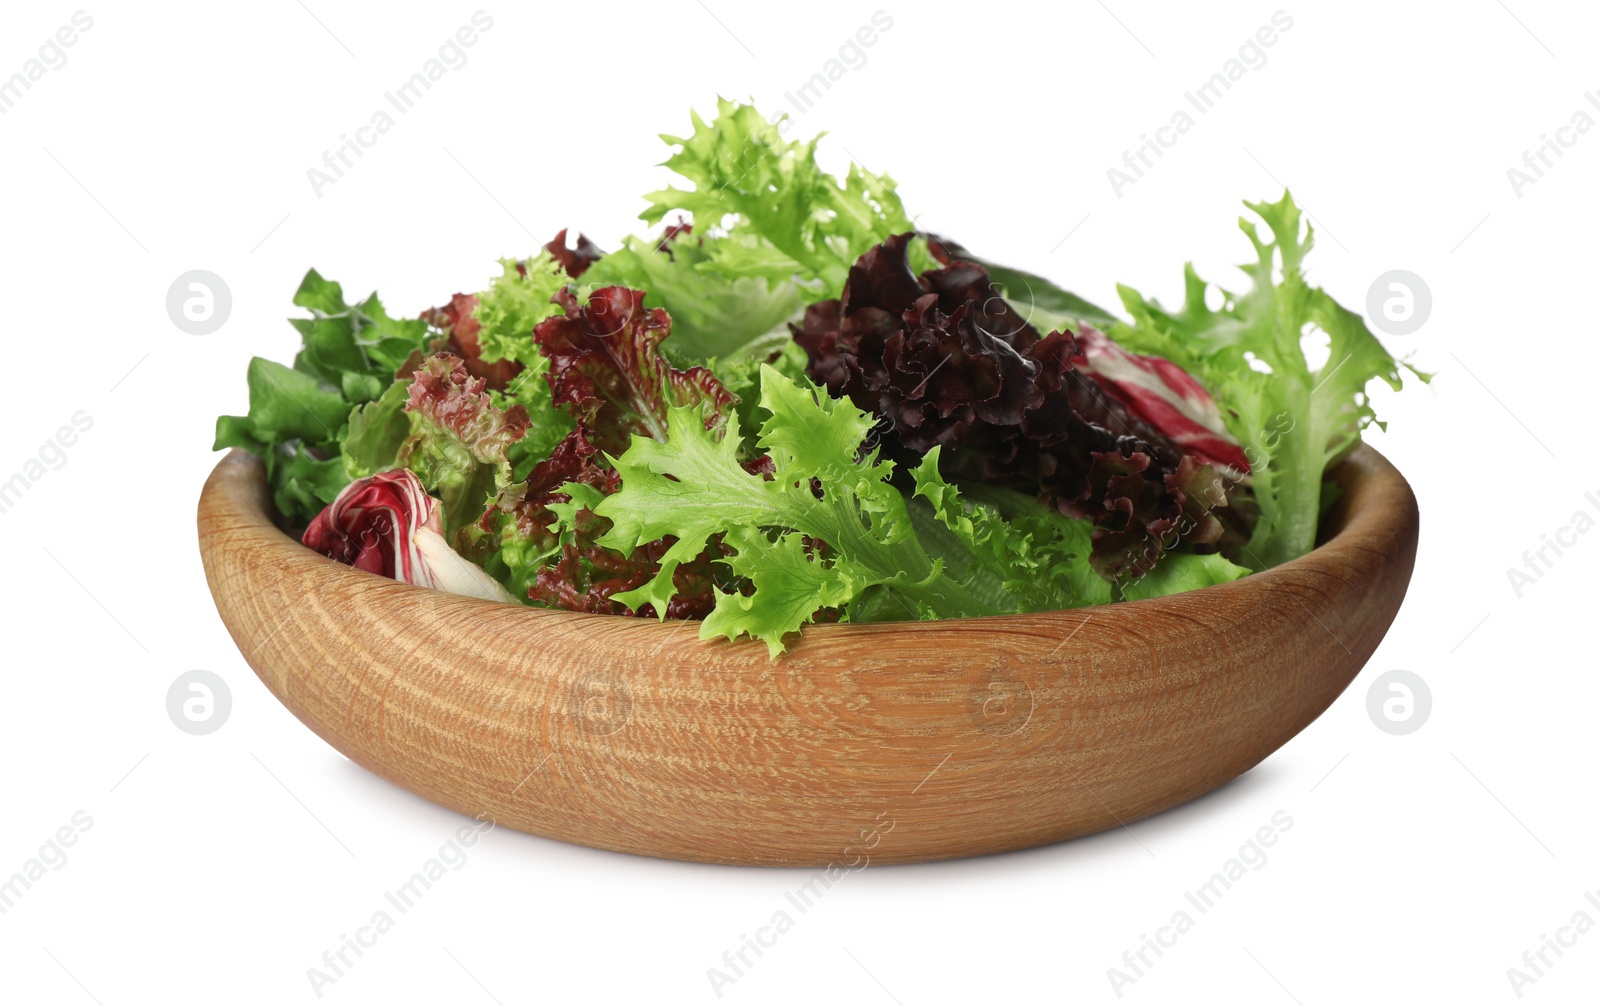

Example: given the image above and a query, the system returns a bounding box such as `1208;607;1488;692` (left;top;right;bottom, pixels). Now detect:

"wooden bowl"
198;445;1417;865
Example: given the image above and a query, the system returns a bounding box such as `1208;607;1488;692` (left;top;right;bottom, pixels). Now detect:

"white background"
1;1;1596;1003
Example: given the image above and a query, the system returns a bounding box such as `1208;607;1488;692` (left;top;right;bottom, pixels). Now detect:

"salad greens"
584;366;1092;657
581;97;932;361
1111;193;1427;568
214;271;433;523
215;100;1419;656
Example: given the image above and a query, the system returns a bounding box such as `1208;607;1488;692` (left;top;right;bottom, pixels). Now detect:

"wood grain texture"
198;445;1417;865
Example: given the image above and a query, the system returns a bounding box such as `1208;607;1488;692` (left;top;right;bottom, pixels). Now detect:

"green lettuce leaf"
261;444;349;525
212;357;353;524
1120;551;1251;601
642;100;917;286
472;255;571;367
581;235;804;361
465;254;579;471
590;366;1019;656
341;374;413;479
955;482;1113;610
579;98;931;362
215;271;435;524
707;339;811;450
232;357;348;445
1111;192;1426;568
289;269;431;386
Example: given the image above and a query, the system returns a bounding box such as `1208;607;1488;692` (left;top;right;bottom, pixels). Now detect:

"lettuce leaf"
397;354;531;537
471;254;572;368
1120;551;1250;601
1111;192;1425;567
955;482;1113;610
471;286;740;616
260;442;349;526
231;357;349;445
589;366;995;654
212;357;351;524
589;365;1105;656
480;261;579;469
793;232;1250;580
909;450;1070;613
708;339;811;449
581;234;803;361
642;100;919;287
342;371;414;479
289;270;431;388
579;98;930;362
214;273;434;524
421;252;586;477
534;286;736;455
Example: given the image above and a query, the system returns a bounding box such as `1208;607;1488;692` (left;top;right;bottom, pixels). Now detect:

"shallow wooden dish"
199;445;1417;865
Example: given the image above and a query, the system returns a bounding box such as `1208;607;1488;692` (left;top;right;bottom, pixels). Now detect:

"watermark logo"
1366;669;1430;736
970;664;1034;737
167;670;232;736
1365;270;1431;336
569;668;633;736
166;270;232;335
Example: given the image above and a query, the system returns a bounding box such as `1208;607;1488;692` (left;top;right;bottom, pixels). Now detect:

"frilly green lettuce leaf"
925;472;1111;613
1111;192;1426;567
579;98;931;362
590;366;1030;656
472;254;571;367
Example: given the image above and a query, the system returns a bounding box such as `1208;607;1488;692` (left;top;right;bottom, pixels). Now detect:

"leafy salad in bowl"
215;100;1423;656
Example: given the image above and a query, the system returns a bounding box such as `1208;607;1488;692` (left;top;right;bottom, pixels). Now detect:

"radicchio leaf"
301;469;516;602
1070;326;1251;474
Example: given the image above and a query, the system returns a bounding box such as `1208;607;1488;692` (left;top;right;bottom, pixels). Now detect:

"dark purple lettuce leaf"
544;227;602;278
